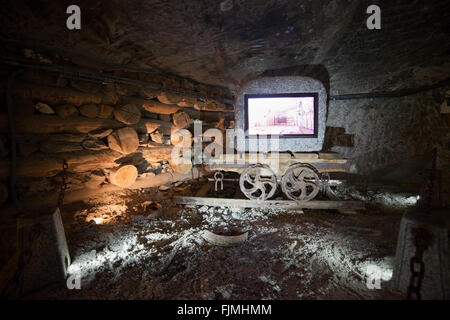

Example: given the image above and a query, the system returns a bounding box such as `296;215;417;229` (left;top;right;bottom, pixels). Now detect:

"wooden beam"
207;157;351;174
173;196;366;210
16;172;196;209
0;144;174;179
318;152;341;160
121;96;181;114
0;114;172;135
184;108;234;122
0;81;118;106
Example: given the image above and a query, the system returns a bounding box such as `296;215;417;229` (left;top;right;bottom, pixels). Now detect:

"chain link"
406;148;438;300
214;171;224;192
424;148;437;212
407;227;434;300
57;159;68;209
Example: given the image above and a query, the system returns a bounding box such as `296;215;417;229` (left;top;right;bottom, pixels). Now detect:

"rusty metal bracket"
207;171;239;192
214;171;223;191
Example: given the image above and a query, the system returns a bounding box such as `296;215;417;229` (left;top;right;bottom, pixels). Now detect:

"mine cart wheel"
239;164;277;200
281;163;320;201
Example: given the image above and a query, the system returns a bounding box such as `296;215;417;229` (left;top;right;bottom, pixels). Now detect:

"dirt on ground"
7;179;415;300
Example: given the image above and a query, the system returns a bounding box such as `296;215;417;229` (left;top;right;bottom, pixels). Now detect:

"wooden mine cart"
206;152;351;201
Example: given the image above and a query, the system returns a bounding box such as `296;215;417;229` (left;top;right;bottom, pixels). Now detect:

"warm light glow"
83;203;128;225
87;217;105;224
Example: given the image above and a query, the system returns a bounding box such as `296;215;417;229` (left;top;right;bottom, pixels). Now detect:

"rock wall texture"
327;87;450;202
0;0;448;92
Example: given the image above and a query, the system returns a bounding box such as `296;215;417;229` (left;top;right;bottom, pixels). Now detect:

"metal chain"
406;148;438;300
57;159;68;209
424;148;437;212
407;227;434;300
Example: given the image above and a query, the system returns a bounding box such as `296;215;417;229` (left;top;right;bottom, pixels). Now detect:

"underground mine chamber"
0;0;448;301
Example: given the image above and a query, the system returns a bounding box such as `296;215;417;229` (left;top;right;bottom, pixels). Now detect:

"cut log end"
121;97;180;115
170;161;193;174
80;104;99;118
98;104;114;119
157;92;197;107
110;165;138;188
107;127;139;154
172;110;191;128
114;104;141;125
55;104;79;118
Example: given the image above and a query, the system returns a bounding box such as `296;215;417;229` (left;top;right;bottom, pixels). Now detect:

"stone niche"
235;76;327;152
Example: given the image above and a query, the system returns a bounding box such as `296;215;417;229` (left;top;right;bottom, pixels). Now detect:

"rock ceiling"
0;0;449;93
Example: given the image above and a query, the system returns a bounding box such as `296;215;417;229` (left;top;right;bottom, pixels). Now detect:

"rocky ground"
11;179;422;300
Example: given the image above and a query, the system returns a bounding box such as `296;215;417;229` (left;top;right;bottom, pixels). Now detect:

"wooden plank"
121;97;181;114
213;154;347;165
16;172;195;210
173;196;365;210
0;145;174;178
0;114;172;135
0;81;118;106
319;152;341;160
207;159;351;174
217;153;319;161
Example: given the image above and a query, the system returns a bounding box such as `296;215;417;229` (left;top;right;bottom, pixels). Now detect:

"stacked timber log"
0;68;235;205
109;165;138;188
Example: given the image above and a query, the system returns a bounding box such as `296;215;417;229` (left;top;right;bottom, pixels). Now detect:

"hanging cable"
329;77;450;100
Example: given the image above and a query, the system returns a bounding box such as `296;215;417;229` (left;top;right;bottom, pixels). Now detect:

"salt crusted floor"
24;182;417;300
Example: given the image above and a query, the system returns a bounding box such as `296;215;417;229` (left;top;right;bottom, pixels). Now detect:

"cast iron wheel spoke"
239;164;277;200
281;164;320;201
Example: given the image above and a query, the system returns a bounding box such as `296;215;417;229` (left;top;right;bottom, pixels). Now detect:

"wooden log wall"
0;68;235;207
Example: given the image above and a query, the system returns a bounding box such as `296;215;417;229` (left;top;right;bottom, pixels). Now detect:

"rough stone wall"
1;1;448;92
327;87;450;204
